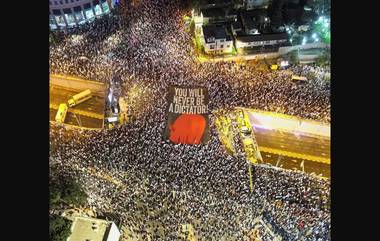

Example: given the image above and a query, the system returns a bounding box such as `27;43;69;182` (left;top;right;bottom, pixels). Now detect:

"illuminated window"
49;15;57;29
73;6;85;23
94;4;102;15
85;8;95;19
65;13;76;26
55;15;66;27
102;1;109;13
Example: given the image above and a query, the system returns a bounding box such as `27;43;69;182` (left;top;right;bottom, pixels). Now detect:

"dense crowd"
49;0;330;240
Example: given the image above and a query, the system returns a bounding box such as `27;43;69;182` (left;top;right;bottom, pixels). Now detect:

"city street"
49;0;331;239
260;152;330;178
49;84;105;128
216;109;330;178
254;127;330;162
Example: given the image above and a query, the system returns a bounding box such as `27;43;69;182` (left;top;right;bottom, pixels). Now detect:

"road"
215;110;330;178
50;85;105;113
260;151;330;178
247;111;330;164
49;109;104;129
49;84;105;128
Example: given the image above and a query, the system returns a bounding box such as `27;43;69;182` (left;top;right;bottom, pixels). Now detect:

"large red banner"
164;86;210;144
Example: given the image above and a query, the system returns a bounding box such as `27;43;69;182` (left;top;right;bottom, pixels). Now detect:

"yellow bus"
270;64;279;70
68;89;92;107
55;103;68;123
291;75;307;82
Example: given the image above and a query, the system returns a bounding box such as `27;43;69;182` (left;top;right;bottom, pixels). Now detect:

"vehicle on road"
55;103;68;123
270;64;279;70
68;89;92;107
291;75;307;82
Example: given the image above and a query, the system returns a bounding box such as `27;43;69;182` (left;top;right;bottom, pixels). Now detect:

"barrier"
50;74;106;96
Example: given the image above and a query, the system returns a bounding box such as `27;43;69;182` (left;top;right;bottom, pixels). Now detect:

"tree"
50;175;88;208
49;215;72;241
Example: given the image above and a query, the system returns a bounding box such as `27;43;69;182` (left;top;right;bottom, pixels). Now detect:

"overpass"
242;108;330;164
215;108;330;178
49;74;106;129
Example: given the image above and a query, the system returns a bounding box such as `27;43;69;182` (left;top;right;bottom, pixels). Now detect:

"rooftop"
67;217;120;241
203;25;232;43
201;7;226;18
241;9;269;30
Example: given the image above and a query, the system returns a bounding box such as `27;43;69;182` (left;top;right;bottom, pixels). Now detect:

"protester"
49;0;331;240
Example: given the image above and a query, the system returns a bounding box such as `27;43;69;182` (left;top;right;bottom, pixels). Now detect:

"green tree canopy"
49;215;72;241
50;175;88;208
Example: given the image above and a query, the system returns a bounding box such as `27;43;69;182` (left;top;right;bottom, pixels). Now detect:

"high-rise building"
49;0;117;30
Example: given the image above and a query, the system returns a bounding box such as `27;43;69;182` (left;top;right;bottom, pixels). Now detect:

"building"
201;25;233;54
49;0;117;30
232;18;243;36
200;7;227;24
235;32;289;53
241;9;270;35
244;0;271;10
67;216;121;241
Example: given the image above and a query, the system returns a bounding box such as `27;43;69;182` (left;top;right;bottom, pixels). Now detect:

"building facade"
201;25;233;54
49;0;117;30
235;32;289;53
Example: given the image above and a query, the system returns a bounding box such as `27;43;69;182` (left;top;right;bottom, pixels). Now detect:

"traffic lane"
50;108;103;129
50;85;105;114
260;152;330;178
50;87;105;114
50;85;104;98
253;127;330;158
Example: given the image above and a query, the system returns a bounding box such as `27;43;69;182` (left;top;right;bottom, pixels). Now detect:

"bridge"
215;108;330;178
49;74;106;129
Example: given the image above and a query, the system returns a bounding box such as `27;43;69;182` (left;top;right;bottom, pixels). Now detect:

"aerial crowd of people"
49;0;331;240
